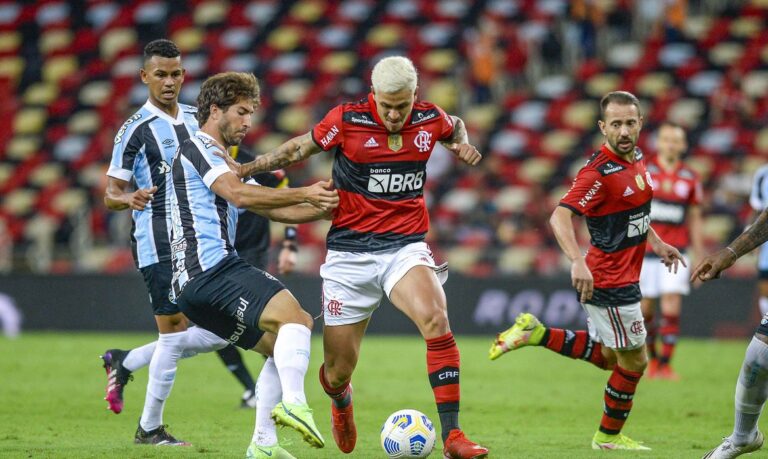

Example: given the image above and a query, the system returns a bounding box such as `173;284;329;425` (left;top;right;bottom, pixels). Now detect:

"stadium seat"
28;163;63;188
3;188;37;216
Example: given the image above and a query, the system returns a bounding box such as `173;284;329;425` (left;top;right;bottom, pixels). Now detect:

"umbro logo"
623;186;634;197
364;137;379;148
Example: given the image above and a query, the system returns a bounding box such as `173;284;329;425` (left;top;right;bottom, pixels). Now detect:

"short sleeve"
311;105;344;151
435;105;455;141
558;168;605;216
750;170;766;211
690;178;703;206
107;118;144;181
200;149;231;189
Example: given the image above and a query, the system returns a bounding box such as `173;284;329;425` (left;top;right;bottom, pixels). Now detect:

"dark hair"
599;91;641;120
143;39;181;63
196;72;261;125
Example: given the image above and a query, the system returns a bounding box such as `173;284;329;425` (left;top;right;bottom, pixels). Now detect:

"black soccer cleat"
101;349;133;414
134;424;191;446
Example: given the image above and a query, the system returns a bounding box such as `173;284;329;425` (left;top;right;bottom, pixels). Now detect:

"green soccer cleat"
592;431;651;451
245;443;297;459
489;312;545;360
271;402;325;448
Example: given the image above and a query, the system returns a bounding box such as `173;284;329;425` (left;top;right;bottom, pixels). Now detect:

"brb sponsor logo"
579;180;602;207
414;130;432;153
368;169;424;193
627;213;651;237
327;299;343;316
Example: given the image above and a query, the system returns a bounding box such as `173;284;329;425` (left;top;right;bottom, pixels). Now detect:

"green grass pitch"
0;333;756;458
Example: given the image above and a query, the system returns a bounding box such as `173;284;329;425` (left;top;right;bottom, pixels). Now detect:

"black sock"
216;345;255;391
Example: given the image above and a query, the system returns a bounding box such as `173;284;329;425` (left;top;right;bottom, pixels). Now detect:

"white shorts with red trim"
583;302;647;350
319;242;447;326
639;255;691;298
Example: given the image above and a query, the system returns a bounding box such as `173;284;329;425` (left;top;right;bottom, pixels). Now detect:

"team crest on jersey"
388;134;402;151
414;130;432;153
635;174;646;190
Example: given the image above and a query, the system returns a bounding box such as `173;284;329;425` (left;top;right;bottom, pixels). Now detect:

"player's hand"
571;257;594;303
129;186;158;210
302;179;338;211
653;242;686;274
278;246;297;274
445;143;482;166
213;150;245;178
690;248;738;282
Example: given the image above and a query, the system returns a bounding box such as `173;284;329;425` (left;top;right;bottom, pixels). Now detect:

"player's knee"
324;360;353;388
416;306;449;336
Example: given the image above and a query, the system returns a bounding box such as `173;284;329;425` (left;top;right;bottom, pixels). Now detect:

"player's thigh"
259;289;313;332
252;332;277;357
320;250;384;327
323;320;369;382
639;257;660;300
385;243;447;326
583;302;647;351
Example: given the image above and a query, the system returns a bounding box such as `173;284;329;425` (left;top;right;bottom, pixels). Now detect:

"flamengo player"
490;91;684;450
218;56;488;458
640;121;703;380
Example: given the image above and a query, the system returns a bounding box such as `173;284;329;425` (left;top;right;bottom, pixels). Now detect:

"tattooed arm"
215;132;323;179
440;116;481;166
692;209;768;281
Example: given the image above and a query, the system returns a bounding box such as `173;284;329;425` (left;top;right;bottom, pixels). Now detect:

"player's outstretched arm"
211;173;338;212
647;227;686;273
254;180;337;223
550;206;593;303
104;176;157;211
441;117;482;166
692;208;768;282
214;133;322;179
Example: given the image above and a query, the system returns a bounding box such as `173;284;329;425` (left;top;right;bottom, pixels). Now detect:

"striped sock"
599;365;643;435
659;314;679;365
541;328;608;369
426;332;461;442
319;364;351;409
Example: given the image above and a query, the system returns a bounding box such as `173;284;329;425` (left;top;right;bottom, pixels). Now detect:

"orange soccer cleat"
443;429;489;459
330;390;356;453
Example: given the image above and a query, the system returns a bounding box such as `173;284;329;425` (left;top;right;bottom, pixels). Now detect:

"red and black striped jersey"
645;157;701;252
559;145;653;306
311;93;455;252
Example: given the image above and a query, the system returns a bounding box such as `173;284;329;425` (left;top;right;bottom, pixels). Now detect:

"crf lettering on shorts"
627;213;651;238
320;125;340;148
367;171;425;193
228;296;249;344
579;180;602;207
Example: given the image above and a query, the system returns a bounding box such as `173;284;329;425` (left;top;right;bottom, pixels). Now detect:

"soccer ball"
380;409;436;458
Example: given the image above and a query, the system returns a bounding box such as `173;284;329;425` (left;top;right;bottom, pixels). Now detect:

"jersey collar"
143;100;185;125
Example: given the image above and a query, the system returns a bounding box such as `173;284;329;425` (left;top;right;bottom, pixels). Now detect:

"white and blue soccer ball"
380;409;436;458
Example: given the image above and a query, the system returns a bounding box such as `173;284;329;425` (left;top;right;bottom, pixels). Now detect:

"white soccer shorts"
319;242;447;326
639;255;691;298
583;302;647;350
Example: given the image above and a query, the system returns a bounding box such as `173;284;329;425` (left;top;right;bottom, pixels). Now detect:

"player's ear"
597;119;606;135
140;67;148;84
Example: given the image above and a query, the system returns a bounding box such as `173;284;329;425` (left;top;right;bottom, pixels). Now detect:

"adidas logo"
364;137;379;148
623;186;634;197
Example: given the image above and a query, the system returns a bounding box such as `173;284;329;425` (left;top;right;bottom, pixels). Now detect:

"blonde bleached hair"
371;56;418;94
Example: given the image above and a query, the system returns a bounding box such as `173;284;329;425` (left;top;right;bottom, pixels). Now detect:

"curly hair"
196;72;260;126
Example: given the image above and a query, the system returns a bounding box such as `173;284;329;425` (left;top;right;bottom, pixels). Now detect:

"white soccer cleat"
702;431;764;459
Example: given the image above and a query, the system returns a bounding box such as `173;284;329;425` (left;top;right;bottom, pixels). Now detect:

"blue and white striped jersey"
170;131;241;296
750;165;768;212
107;100;198;268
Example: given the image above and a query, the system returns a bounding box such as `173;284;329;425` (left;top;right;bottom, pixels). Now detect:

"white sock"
732;337;768;445
122;342;157;372
252;357;282;445
760;297;768;316
140;331;184;432
182;326;229;356
273;323;311;404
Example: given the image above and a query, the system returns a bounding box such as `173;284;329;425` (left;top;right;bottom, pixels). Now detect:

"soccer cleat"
443;429;489;459
702;431;764;459
246;443;297;459
241;389;257;409
271;401;325;448
646;358;659;379
489;312;545;360
331;388;356;453
101;349;133;414
657;364;680;381
134;424;191;446
592;431;651;450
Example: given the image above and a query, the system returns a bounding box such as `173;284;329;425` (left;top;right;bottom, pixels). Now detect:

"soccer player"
693;223;768;458
489;91;684;450
639;121;703;380
216;56;489;458
170;71;337;457
103;39;234;445
749;164;768;317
